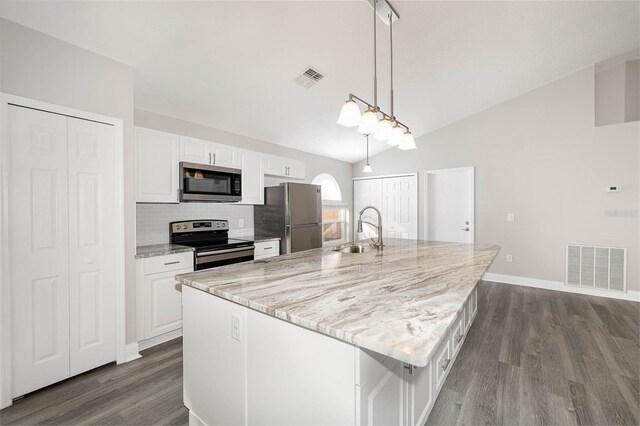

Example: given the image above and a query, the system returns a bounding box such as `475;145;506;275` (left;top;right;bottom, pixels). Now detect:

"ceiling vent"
293;67;325;88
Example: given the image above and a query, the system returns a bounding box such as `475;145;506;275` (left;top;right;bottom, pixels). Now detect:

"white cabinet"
262;155;306;179
254;240;279;259
407;362;435;426
137;252;193;342
136;127;179;203
179;136;240;168
239;150;264;205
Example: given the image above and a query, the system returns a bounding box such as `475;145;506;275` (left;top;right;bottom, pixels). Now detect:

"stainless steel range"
170;220;254;270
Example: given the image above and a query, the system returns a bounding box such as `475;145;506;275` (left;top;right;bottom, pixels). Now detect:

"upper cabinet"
136;127;179;203
180;136;240;168
238;150;264;205
136;126;305;204
262;155;306;180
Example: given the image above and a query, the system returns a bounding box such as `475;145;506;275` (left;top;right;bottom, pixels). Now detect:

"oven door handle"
196;246;255;257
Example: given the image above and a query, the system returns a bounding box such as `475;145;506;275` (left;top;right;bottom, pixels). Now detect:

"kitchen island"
178;239;499;426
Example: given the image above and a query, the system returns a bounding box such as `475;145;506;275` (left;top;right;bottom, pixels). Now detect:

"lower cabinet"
137;252;193;344
254;240;280;260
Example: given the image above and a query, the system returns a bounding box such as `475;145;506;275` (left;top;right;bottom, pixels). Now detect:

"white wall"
0;18;139;343
353;66;639;292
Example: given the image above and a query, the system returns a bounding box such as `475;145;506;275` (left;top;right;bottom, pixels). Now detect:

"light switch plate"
507;213;515;222
239;218;245;228
506;254;513;263
231;314;241;341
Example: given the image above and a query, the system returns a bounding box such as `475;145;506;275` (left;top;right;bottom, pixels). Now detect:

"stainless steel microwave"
179;162;242;202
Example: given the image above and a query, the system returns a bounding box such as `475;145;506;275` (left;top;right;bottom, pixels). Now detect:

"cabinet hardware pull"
164;261;180;265
209;153;212;164
440;358;451;371
264;247;271;250
403;364;414;375
213;153;216;164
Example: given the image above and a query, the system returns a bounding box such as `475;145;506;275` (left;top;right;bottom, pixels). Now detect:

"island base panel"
182;285;478;425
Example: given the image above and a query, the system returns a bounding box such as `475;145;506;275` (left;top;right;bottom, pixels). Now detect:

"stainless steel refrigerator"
254;183;323;254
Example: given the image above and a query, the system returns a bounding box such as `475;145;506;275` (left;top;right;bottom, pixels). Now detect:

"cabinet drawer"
144;252;193;275
254;241;279;258
451;311;465;356
470;286;478;320
433;335;452;392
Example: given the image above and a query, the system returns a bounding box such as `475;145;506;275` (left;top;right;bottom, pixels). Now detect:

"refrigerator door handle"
286;223;321;228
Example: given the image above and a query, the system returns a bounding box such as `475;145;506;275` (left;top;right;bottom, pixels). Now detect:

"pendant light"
337;0;417;154
363;134;373;173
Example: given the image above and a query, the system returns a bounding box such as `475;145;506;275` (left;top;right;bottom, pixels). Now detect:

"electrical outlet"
506;254;513;263
231;314;241;341
507;213;515;222
239;219;245;228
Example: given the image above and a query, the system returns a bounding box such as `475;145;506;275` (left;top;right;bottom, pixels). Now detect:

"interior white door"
382;176;418;240
353;179;383;241
67;117;117;376
425;168;474;243
9;106;71;397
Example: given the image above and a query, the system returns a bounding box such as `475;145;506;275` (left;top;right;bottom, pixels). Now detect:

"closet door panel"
67;117;117;376
9;106;70;397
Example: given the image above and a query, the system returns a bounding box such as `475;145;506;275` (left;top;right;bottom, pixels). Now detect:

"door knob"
461;227;470;232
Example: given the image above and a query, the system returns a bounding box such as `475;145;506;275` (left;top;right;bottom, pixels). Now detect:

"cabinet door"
211;143;239;168
407;362;435;426
180;136;211;164
67;117;117;376
286;159;306;180
238;150;264;205
144;268;190;339
135;127;179;203
359;357;406;426
9;106;71;397
263;155;286;177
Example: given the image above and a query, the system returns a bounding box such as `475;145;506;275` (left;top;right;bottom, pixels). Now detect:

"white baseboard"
122;342;141;363
138;328;183;352
189;410;207;426
483;273;640;302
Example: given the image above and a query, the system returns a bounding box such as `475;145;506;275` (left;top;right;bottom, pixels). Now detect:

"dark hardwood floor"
0;338;188;425
427;281;640;425
1;281;638;425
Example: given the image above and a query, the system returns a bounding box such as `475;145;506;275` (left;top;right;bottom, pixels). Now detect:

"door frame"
424;167;475;243
0;93;127;409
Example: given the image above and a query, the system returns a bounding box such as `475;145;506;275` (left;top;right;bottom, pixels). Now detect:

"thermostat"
607;186;621;192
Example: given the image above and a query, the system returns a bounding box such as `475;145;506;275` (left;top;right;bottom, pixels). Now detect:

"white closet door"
353;179;383;241
9;106;71;397
67;117;117;376
382;176;418;240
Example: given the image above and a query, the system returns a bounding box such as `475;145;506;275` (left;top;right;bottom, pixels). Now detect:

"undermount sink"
332;242;378;254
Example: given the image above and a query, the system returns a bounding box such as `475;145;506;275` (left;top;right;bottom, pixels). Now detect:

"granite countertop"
135;243;194;259
235;234;281;243
177;239;499;367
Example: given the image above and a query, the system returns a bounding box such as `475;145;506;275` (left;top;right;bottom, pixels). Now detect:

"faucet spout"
357;206;383;248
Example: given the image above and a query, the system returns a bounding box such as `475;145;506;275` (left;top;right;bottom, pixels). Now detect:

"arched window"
311;173;348;245
311;173;342;202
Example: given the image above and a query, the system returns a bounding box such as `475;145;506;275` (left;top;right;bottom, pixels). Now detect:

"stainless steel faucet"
357;206;383;248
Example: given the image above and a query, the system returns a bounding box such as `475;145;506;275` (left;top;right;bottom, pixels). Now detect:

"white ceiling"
1;1;638;163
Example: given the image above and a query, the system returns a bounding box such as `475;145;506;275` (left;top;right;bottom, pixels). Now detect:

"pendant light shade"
387;123;404;146
398;130;417;150
362;164;373;173
373;116;393;140
336;99;362;127
358;109;379;134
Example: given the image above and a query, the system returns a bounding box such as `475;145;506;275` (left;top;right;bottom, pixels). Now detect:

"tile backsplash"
136;203;254;246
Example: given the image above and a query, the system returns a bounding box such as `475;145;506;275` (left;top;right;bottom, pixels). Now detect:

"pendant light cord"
373;0;378;110
366;134;370;164
389;12;394;118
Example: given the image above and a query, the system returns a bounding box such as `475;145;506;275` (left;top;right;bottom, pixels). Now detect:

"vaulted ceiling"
1;1;638;162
